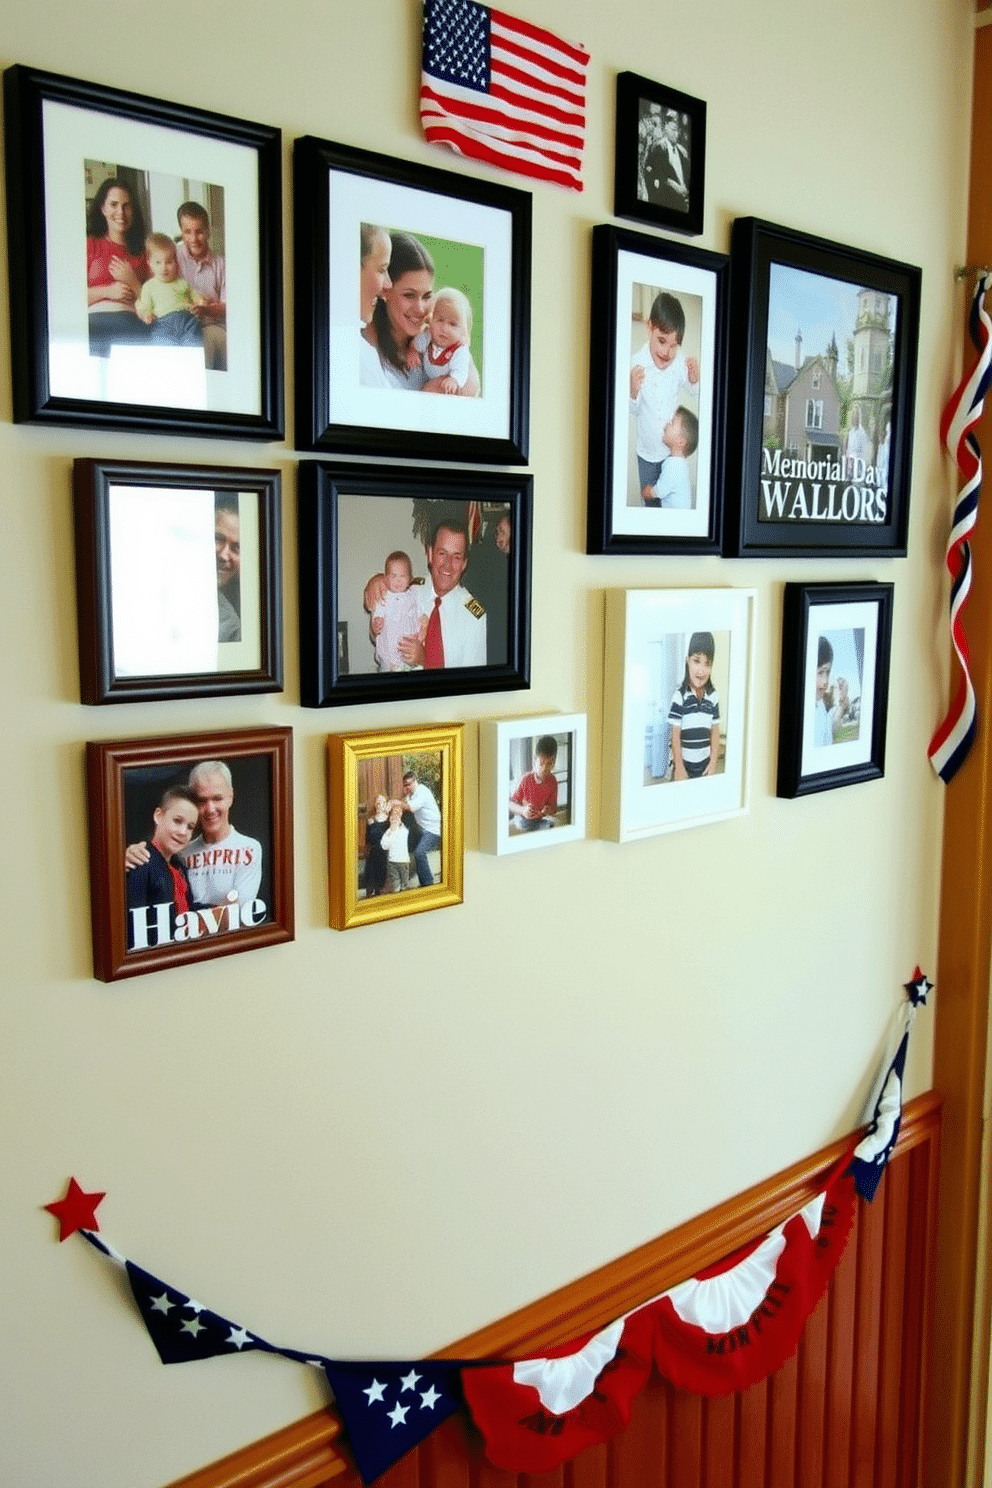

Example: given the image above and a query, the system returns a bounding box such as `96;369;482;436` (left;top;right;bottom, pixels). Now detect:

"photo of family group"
356;750;443;901
121;752;273;954
627;278;703;512
359;222;484;397
643;628;730;786
84;159;227;368
326;722;462;930
336;494;512;675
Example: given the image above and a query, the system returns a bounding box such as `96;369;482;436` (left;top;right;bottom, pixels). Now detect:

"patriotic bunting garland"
928;272;992;783
45;971;931;1486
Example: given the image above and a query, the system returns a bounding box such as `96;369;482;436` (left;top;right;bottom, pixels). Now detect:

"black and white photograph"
614;72;706;236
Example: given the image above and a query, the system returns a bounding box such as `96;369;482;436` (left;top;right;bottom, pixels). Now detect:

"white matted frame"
480;713;587;855
602;588;756;841
3;65;282;438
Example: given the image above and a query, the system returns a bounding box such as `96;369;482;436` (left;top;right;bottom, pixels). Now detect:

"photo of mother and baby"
359;223;482;397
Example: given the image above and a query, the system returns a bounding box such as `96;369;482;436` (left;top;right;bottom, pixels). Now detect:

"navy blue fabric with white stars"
423;0;491;95
323;1359;466;1482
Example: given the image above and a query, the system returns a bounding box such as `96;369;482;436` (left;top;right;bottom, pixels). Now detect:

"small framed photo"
614;72;705;237
327;723;463;931
3;66;283;439
479;713;587;856
587;224;729;555
725;217;921;558
73;459;282;704
777;582;894;798
293;135;530;464
603;588;756;841
298;462;531;707
85;727;294;982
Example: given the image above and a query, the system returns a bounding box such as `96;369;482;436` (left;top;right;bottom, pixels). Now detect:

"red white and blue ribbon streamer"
44;969;933;1485
928;272;992;783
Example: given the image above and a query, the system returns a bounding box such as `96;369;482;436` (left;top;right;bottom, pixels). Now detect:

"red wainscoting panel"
166;1092;941;1488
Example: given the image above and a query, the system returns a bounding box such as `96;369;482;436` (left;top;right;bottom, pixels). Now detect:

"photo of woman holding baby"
360;228;481;396
295;136;531;463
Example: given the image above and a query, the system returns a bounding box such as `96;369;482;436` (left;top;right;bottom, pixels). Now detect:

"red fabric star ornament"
44;1177;106;1241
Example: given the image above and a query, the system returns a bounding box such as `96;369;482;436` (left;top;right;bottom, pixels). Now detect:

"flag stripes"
420;0;589;191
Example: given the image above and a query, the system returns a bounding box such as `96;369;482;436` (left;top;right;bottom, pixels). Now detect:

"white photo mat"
610;246;718;541
42;99;262;413
326;169;513;442
800;597;880;780
480;713;587;855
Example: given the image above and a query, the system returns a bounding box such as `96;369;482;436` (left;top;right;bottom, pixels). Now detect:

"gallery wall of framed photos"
0;1;976;1485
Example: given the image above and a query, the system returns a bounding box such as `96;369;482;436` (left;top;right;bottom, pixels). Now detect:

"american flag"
420;0;590;191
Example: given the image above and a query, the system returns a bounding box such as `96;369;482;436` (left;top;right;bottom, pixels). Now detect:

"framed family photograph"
293;135;531;463
85;726;294;982
73;459;282;703
725;217;921;558
479;713;587;856
777;581;893;798
327;723;463;931
614;72;705;237
3;66;283;439
298;463;531;707
587;225;729;555
602;588;756;841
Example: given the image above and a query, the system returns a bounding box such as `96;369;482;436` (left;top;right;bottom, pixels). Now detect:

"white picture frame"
602;588;756;841
480;713;587;856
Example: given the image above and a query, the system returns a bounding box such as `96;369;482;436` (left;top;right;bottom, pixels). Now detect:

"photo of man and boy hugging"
628;281;702;510
85;162;227;368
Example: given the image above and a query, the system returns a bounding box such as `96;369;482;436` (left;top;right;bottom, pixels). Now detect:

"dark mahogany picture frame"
73;458;283;704
86;726;294;982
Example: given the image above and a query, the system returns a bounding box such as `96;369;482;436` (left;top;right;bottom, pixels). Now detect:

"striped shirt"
668;683;720;777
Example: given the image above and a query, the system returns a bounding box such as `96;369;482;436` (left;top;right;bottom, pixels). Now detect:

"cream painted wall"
0;1;973;1484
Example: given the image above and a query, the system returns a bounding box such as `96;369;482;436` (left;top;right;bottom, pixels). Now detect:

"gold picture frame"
327;723;463;930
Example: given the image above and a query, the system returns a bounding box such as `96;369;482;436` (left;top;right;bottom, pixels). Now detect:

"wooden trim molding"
166;1091;941;1488
927;22;992;1488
